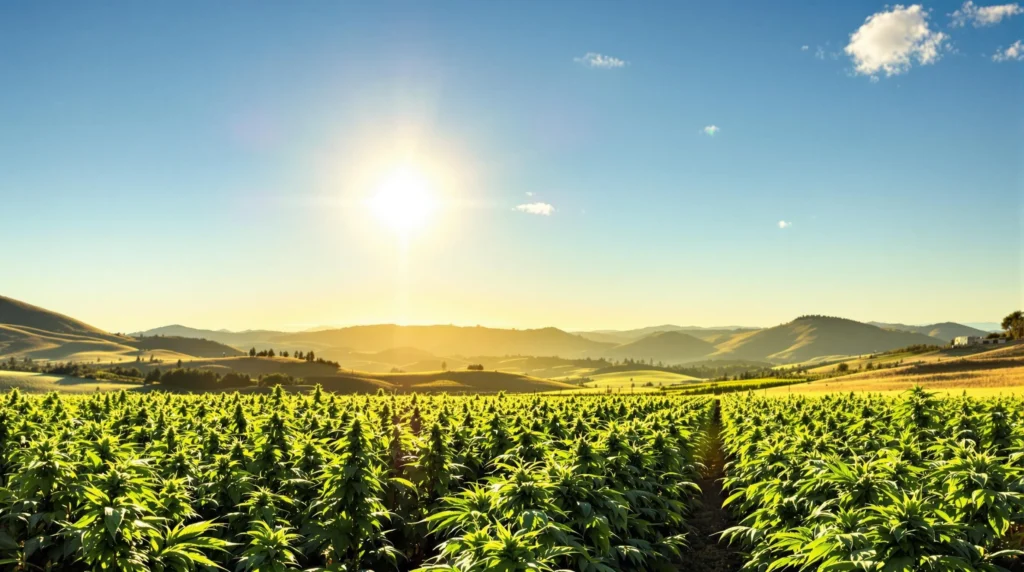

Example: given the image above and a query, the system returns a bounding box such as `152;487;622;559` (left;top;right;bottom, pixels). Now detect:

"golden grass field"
765;343;1024;396
0;371;138;393
580;370;703;388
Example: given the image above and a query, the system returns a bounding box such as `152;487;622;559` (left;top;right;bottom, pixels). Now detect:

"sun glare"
368;165;438;235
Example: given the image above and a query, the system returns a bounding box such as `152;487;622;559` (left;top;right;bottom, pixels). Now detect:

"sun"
368;165;438;235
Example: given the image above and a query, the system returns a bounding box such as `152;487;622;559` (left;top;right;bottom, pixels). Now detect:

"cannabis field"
0;386;1021;571
721;389;1024;571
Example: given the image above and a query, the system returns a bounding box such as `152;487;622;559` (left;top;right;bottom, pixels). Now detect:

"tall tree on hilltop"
1002;310;1024;340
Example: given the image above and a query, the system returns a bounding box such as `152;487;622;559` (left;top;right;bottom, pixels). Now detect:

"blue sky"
1;1;1021;332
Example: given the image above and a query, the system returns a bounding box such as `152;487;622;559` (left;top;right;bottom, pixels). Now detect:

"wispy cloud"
525;191;534;197
702;125;720;136
515;202;555;216
801;45;810;51
993;39;1024;61
574;52;627;69
950;1;1023;26
778;220;793;229
845;5;948;78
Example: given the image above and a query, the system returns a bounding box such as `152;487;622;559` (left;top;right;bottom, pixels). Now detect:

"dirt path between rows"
679;399;744;571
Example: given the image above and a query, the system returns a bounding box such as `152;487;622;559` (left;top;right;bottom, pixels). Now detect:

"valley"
1;294;1019;396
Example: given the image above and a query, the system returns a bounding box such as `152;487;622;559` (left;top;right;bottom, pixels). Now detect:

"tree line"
246;348;340;367
144;367;301;390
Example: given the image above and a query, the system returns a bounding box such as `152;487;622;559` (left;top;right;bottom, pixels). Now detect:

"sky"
1;1;1021;333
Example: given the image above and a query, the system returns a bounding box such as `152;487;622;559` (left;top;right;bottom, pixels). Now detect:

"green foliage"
719;389;1024;571
0;390;711;571
1002;311;1024;340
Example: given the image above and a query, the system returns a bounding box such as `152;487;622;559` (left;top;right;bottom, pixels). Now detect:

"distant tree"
836;363;850;373
467;364;484;371
249;347;256;357
441;361;447;371
1002;311;1024;340
295;351;304;360
177;359;183;368
282;351;289;358
144;368;162;385
306;351;315;362
268;349;275;358
219;372;252;388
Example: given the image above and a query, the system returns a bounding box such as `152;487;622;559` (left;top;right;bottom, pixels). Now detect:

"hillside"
765;341;1024;395
713;316;945;363
135;325;287;347
0;296;240;362
0;295;127;342
868;321;989;342
128;336;244;358
288;324;611;357
603;331;716;364
139;323;614;359
576;324;757;344
138;356;572;394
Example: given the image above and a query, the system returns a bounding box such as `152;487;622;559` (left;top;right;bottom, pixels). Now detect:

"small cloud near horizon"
845;5;948;78
950;1;1023;27
702;125;720;136
801;45;810;51
515;202;555;216
778;220;793;229
574;52;627;69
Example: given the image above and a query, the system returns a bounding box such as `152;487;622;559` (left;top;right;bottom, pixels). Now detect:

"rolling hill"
713;316;944;363
1;295;127;343
0;295;241;361
129;336;244;358
575;324;757;344
138;323;614;359
135;325;287;347
868;321;990;342
602;331;716;364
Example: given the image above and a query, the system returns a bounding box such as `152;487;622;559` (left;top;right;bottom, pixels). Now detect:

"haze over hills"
602;331;717;364
713;316;944;363
869;322;991;341
0;294;1003;370
575;324;757;344
0;296;241;362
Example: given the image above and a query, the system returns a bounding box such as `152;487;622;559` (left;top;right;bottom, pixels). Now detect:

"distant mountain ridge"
602;331;717;364
0;296;241;361
1;294;993;367
575;324;758;344
869;321;991;341
714;316;944;363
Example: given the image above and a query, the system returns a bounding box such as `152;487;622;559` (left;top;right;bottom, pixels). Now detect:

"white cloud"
950;1;1023;26
515;202;555;216
801;45;810;51
778;220;793;229
845;5;949;77
702;125;720;136
993;39;1024;60
525;191;534;197
574;52;627;69
815;46;827;60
